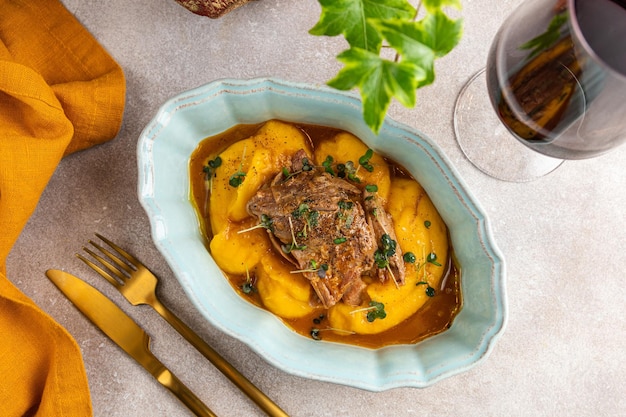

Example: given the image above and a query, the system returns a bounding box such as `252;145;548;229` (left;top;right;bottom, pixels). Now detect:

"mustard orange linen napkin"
0;1;125;415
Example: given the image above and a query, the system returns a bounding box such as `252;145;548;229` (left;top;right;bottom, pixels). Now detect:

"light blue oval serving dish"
137;78;507;390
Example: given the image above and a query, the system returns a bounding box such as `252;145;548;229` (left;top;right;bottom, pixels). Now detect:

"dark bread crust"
175;0;255;18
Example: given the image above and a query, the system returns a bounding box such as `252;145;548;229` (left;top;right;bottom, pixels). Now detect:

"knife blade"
45;269;217;417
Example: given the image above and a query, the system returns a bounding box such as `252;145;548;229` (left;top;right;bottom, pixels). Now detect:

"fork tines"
76;234;138;288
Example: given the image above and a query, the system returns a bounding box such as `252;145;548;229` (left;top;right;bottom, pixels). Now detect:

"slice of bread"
175;0;255;18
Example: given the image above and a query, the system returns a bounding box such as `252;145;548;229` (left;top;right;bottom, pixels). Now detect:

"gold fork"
77;233;289;417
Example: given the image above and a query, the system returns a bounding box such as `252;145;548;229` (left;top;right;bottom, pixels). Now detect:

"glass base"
453;69;564;182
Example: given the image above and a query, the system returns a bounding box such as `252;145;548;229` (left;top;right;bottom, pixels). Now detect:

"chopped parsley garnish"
290;261;328;278
350;301;387;322
424;220;431;229
292;203;310;218
309;325;356;340
336;163;346;178
320;156;365;182
208;156;222;168
374;234;397;269
307;210;319;228
238;214;274;234
292;203;319;238
241;267;255;294
229;146;247;188
344;161;360;182
416;281;436;297
282;242;306;253
333;237;347;244
203;156;222;179
322;155;335;175
282;157;313;181
317;264;329;278
242;281;254;294
365;184;378;193
374;251;387;269
359;149;375;172
403;252;416;263
229;171;246;187
260;214;273;231
338;200;353;210
203;156;222;192
366;301;387;322
426;252;442;266
337;200;355;228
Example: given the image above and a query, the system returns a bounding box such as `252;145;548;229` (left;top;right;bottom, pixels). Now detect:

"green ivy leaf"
373;11;462;87
328;47;424;133
371;19;435;87
309;0;415;52
422;0;462;12
311;0;463;134
413;10;463;58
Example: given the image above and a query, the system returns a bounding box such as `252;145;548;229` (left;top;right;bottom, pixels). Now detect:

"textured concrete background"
7;0;625;416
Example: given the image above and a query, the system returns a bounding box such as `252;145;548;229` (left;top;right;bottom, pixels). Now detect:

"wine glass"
454;0;626;182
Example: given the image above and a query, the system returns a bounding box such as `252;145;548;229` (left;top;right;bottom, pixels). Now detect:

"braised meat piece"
363;189;406;286
247;149;405;308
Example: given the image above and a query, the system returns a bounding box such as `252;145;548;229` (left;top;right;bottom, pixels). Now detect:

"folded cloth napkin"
0;0;125;415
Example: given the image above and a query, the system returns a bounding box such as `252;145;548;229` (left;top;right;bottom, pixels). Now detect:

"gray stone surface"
7;0;625;416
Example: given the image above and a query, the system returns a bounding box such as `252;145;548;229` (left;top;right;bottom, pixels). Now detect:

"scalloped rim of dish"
137;78;507;391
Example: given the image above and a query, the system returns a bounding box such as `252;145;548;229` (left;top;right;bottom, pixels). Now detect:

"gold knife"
46;269;217;417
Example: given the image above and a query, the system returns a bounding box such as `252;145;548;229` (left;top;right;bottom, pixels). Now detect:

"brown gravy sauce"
189;121;462;348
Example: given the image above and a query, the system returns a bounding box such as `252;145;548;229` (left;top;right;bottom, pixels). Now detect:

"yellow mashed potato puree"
189;120;461;348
